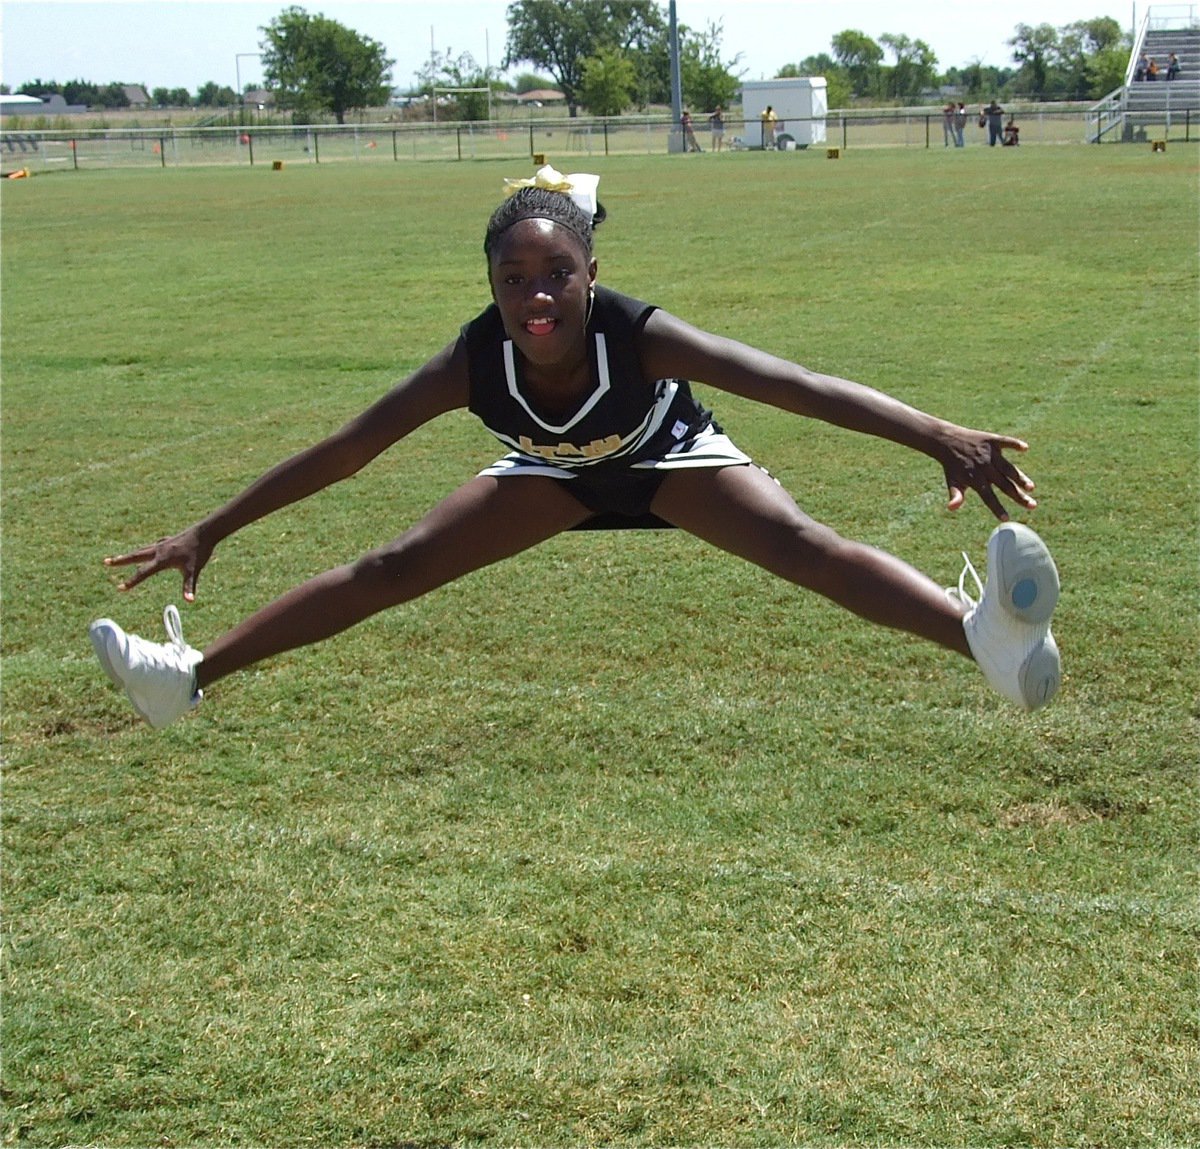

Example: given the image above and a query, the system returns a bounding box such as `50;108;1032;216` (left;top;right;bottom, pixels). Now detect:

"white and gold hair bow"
503;164;600;219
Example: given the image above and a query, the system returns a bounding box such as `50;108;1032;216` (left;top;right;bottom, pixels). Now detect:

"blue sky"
2;0;1136;93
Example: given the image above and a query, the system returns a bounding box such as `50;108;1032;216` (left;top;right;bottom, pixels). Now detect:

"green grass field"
2;147;1198;1147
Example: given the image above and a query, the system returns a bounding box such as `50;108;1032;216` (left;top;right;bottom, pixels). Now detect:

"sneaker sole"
1018;632;1061;710
990;522;1059;626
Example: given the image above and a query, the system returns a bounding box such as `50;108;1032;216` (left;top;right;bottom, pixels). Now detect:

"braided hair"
484;186;606;261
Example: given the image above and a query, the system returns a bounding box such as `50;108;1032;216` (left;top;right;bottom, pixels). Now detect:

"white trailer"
740;77;828;149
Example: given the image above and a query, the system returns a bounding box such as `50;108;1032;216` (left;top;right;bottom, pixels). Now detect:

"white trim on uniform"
631;425;752;470
478;424;752;480
502;333;613;434
479;374;694;469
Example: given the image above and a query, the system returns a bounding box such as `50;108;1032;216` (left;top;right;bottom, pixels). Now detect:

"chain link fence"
3;108;1197;175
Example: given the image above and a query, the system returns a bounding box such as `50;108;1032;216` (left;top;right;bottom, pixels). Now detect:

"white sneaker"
89;605;203;728
948;523;1061;711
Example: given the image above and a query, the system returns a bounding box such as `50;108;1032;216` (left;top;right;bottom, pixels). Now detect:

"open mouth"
524;316;558;336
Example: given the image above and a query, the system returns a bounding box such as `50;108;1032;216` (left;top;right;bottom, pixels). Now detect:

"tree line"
791;18;1130;107
6;78;241;110
4;2;1130;123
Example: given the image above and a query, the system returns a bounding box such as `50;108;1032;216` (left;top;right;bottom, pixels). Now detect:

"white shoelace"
162;604;187;649
130;605;195;679
158;604;201;701
946;552;983;609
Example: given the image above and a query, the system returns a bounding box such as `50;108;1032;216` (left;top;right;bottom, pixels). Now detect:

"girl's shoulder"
460;299;503;346
593;284;659;334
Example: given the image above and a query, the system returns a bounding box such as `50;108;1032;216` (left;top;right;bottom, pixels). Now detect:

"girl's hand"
103;527;212;602
939;427;1037;520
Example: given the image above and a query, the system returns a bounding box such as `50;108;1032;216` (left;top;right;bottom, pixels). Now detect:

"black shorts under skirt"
478;426;754;530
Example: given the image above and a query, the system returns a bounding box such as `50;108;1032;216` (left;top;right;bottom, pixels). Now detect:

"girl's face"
488;217;597;372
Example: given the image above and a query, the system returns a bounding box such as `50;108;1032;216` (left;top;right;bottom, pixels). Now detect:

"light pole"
235;52;261;109
667;1;683;153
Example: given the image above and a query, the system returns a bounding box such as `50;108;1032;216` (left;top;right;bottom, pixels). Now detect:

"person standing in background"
982;100;1004;146
709;106;725;151
954;102;968;147
760;105;778;149
680;109;702;152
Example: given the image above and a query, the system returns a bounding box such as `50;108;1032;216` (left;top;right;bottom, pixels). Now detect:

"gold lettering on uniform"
583;434;623;457
518;433;624;461
516;435;559;460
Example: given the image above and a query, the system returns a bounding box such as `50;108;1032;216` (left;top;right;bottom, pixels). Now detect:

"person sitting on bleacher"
1166;53;1180;81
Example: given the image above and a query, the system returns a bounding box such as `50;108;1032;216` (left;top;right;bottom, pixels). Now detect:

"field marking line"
707;859;1198;928
870;333;1119;548
5;396;358;501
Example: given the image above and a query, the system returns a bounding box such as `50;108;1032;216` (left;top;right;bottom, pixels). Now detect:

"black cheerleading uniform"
461;284;751;524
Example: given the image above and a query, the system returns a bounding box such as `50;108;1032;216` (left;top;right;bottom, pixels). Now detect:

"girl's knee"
779;522;868;591
349;525;450;602
348;537;419;597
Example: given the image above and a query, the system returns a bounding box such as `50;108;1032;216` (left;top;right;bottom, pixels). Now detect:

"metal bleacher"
1089;6;1200;142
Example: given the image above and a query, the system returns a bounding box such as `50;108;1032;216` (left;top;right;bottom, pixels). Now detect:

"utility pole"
668;0;683;152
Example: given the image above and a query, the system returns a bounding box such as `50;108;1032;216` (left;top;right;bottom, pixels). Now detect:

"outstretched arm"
104;339;471;599
639;309;1037;520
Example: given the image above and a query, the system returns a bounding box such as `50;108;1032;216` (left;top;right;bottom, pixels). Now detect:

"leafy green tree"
1069;15;1124;52
603;0;668;105
17;79;56;97
1083;44;1130;97
196;81;238;107
504;0;664;115
19;78;106;105
625;24;671;107
879;32;937;101
832;29;884;98
785;53;839;76
416;49;497;120
948;59;1014;99
93;83;131;109
512;72;558;94
152;86;193;107
579;46;638;114
63;80;101;105
679;18;741;114
260;6;393;123
1058;17;1127;97
1008;22;1060;98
